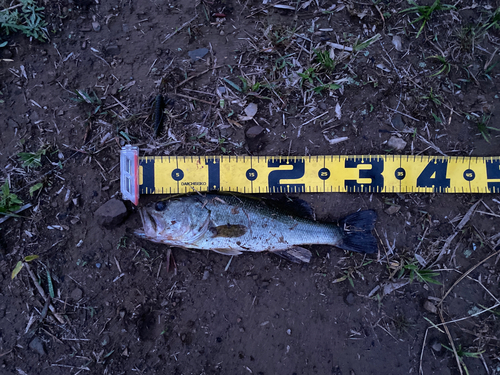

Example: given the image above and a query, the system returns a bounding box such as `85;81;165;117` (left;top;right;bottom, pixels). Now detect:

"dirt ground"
1;0;500;374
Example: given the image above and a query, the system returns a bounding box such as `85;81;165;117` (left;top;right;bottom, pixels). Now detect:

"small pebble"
246;125;264;139
2;49;13;59
101;334;110;346
92;21;101;32
70;287;83;301
391;114;406;131
344;291;356;306
188;48;209;62
392;35;403;51
29;337;46;356
384;204;401;215
387;136;407;151
105;45;120;56
244;103;258;118
423;300;438;314
94;199;128;228
430;339;442;353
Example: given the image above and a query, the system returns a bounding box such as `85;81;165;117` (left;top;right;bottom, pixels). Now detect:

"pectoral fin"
210;224;248;238
212;248;243;256
272;247;312;263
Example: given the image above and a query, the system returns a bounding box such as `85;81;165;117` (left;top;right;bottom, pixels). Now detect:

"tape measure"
120;146;500;205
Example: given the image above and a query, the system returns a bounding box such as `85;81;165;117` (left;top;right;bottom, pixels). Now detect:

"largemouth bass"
135;194;378;263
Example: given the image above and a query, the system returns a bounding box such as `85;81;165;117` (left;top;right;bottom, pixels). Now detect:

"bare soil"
1;0;500;374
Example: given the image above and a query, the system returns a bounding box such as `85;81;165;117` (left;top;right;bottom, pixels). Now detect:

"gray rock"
94;199;128;227
29;337;46;356
101;334;110;346
344;291;356;306
188;48;209;62
423;300;437;314
430;339;442;353
392;35;403;51
92;21;101;32
246;125;264;139
70;287;83;301
105;45;120;56
7;118;18;129
2;49;13;59
391;114;405;131
387;136;407;151
385;204;400;215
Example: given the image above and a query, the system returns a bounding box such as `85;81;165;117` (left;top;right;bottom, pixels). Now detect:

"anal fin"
273;246;312;263
212;248;243;256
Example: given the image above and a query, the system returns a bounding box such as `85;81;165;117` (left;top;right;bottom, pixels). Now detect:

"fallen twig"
176;93;217;106
162;14;198;43
24;262;65;324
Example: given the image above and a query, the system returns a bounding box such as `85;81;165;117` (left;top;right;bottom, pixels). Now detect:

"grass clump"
0;0;48;42
400;0;455;38
18;146;46;170
0;181;23;215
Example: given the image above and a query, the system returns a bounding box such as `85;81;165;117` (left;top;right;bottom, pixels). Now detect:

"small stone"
430;339;442;353
70;287;83;301
81;41;87;50
94;198;128;227
287;329;291;335
246;125;264;139
92;21;101;32
387;136;407;151
423;300;437;314
2;49;13;59
244;103;258;118
122;24;129;32
29;337;46;356
119;309;126;319
101;334;110;346
57;110;64;116
7;118;18;129
202;270;210;280
392;35;403;52
188;48;209;62
391;114;405;131
344;291;356;306
105;45;120;56
384;204;400;215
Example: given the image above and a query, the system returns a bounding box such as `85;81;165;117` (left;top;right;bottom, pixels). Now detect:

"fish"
135;194;378;263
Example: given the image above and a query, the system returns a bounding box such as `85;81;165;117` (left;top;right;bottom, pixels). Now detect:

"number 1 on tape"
120;147;500;204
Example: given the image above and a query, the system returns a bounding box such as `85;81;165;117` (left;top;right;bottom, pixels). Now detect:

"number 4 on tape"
120;146;500;205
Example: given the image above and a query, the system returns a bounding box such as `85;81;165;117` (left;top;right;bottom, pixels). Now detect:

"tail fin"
337;210;378;254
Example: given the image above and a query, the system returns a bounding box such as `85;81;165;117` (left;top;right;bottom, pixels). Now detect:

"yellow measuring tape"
119;147;500;204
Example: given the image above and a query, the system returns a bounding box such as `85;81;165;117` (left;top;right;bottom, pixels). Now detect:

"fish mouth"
135;207;157;237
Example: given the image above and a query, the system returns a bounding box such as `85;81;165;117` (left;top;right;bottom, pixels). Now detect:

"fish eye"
155;201;167;211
